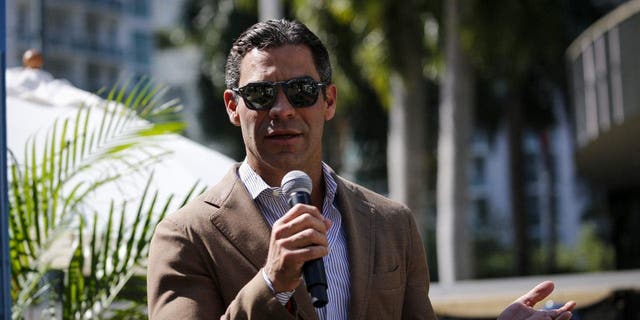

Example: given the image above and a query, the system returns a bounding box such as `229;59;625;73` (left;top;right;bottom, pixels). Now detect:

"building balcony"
567;0;640;188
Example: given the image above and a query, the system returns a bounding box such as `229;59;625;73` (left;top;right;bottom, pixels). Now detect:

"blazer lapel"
204;165;271;272
334;175;375;320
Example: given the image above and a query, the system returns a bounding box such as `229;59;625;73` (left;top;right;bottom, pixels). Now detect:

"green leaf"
135;122;186;136
8;75;198;318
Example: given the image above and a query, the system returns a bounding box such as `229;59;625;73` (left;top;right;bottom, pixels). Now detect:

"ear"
323;84;337;121
224;90;241;126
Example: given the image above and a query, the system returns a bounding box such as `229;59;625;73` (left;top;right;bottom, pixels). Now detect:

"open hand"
498;281;576;320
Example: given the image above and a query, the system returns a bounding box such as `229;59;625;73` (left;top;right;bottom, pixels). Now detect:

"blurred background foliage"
172;0;621;280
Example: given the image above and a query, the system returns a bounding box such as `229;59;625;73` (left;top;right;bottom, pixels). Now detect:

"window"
87;63;103;92
17;3;30;37
131;1;150;16
525;195;540;226
526;195;542;244
47;57;73;83
107;67;120;86
86;13;100;51
524;152;538;184
131;32;151;65
473;198;489;227
471;156;486;186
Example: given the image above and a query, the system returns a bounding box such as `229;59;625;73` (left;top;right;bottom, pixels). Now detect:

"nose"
268;88;295;119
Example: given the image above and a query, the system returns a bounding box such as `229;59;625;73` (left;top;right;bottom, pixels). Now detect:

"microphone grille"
281;170;312;195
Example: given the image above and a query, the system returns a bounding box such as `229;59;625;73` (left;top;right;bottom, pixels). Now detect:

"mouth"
268;134;301;140
266;129;302;140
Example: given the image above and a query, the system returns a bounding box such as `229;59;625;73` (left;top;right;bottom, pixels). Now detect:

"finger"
558;301;576;312
273;205;326;237
556;301;576;313
274;212;328;240
535;302;575;320
279;203;323;224
269;242;329;272
524;316;553;320
555;311;573;320
516;281;555;307
279;228;329;250
540;298;576;320
531;310;563;320
289;243;329;262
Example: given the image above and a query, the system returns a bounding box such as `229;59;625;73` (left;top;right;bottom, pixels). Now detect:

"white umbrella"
7;67;235;218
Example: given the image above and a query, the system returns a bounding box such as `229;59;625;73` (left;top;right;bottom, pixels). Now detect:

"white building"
151;0;207;144
568;0;640;268
468;96;587;249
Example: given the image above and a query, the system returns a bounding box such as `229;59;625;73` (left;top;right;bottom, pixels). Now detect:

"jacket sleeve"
146;217;296;320
402;211;438;320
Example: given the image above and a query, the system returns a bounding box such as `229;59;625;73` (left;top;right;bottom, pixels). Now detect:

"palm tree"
381;0;431;237
8;78;202;319
436;0;474;283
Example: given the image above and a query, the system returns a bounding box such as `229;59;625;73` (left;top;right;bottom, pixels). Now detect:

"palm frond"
8;77;204;319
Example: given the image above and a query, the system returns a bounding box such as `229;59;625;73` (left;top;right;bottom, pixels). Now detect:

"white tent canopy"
6;67;236;220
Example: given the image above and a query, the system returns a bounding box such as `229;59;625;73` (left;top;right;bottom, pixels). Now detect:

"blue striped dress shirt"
239;161;350;320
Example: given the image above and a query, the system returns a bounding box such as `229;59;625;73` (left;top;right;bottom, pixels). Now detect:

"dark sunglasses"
232;76;328;111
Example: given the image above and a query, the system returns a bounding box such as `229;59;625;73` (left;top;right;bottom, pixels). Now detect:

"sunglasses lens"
237;77;323;110
286;79;319;107
241;84;276;110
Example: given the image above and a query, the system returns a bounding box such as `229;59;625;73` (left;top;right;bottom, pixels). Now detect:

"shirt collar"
238;160;337;204
238;161;274;200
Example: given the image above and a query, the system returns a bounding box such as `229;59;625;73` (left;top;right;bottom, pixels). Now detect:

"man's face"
224;45;337;184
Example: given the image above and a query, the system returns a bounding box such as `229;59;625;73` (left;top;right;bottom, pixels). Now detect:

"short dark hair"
225;19;332;89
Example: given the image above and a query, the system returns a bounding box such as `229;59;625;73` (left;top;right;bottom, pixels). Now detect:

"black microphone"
281;170;328;308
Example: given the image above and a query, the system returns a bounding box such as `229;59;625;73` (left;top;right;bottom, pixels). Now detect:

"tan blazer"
147;164;437;319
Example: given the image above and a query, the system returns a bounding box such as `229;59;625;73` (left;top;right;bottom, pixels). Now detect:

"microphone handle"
287;192;328;308
303;258;328;308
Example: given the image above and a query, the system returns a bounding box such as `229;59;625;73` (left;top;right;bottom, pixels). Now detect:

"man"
147;19;575;320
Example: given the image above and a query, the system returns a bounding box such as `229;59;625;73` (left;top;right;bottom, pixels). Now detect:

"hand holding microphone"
281;171;329;308
263;171;330;308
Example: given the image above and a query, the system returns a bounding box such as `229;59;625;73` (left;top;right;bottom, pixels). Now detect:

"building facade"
6;0;153;92
468;96;587;253
567;0;640;269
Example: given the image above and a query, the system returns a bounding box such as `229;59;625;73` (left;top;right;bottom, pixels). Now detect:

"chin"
268;157;306;172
